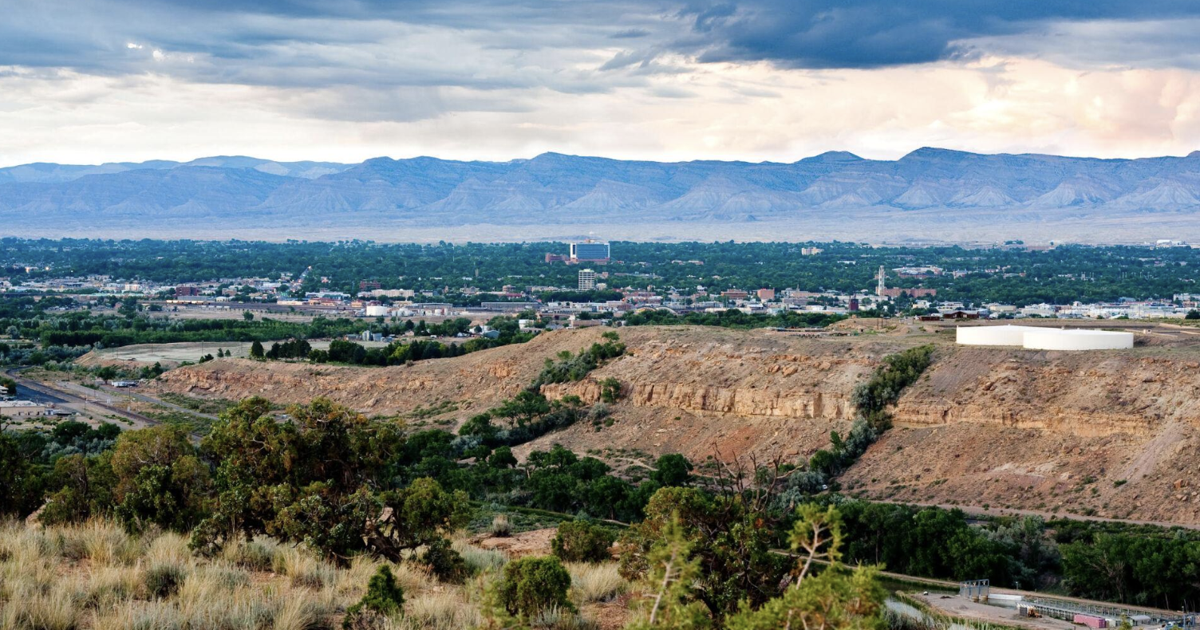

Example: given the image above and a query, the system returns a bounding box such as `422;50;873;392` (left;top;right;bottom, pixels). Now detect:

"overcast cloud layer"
5;0;1200;165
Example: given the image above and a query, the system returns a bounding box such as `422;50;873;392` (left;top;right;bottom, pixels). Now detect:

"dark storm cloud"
4;0;1200;99
0;0;669;85
611;29;652;40
674;0;1200;68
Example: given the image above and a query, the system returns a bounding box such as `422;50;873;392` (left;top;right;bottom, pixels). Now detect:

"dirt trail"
862;497;1200;531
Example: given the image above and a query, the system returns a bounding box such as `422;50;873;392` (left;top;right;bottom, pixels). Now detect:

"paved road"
12;381;67;405
781;553;1185;618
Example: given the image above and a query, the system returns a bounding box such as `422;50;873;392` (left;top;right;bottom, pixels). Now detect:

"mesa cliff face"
539;336;875;421
892;349;1199;437
845;345;1200;526
152;324;1200;525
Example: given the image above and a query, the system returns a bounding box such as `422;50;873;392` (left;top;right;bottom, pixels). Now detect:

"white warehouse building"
956;325;1133;350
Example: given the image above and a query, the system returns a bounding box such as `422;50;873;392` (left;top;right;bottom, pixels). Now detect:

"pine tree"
625;513;712;630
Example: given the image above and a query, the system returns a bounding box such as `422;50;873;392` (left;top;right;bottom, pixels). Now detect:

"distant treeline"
34;318;363;349
3;238;1199;306
826;498;1200;609
622;308;845;329
255;316;537;366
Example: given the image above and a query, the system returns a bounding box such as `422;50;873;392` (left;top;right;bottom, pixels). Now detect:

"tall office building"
570;240;610;263
578;268;597;291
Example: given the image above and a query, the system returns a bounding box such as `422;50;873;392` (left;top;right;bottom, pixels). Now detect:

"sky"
6;0;1200;166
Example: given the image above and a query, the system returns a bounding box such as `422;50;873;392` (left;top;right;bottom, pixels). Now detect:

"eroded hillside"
152;324;1200;525
845;345;1200;526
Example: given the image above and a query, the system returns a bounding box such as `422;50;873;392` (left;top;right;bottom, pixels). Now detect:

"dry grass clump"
272;593;331;630
222;536;280;572
273;544;339;589
396;591;483;630
0;520;344;630
82;565;143;610
453;540;507;575
144;531;192;566
567;562;627;604
489;513;512;537
528;605;601;630
77;520;145;565
91;602;183;630
2;582;82;630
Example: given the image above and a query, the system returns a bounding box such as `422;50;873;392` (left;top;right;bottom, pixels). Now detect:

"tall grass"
273;544;338;589
2;583;81;630
0;518;627;630
222;536;279;572
453;540;507;574
567;562;627;604
0;520;350;630
398;592;483;630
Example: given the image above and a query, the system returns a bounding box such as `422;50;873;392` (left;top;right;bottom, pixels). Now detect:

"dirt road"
864;497;1200;531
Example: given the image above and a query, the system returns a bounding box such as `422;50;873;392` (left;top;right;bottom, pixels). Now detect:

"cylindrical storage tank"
364;305;390;317
956;325;1037;347
989;594;1023;609
1022;329;1134;351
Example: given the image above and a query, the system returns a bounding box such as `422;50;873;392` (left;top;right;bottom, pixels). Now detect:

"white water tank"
956;325;1038;347
957;325;1134;350
1022;328;1133;351
989;594;1023;609
364;305;390;317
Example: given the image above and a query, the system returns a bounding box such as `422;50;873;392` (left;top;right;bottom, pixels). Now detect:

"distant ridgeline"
4;149;1200;239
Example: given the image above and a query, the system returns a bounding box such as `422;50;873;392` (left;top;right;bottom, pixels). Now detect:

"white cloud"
7;2;1200;166
4;52;1200;166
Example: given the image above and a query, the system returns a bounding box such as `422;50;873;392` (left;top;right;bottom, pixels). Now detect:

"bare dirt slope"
150;324;1200;525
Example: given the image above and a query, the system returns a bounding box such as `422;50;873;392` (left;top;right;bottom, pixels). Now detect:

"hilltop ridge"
147;324;1200;527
